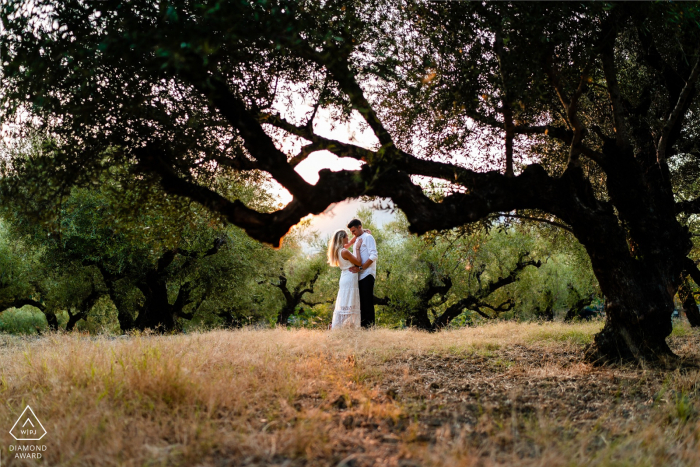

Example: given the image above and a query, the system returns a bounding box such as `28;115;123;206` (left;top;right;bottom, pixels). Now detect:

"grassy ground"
0;321;699;466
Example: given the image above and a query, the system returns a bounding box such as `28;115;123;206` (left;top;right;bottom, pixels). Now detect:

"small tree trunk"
406;300;435;330
134;280;177;332
406;308;433;330
65;311;82;331
216;308;244;328
678;278;700;327
276;304;296;326
564;300;594;321
44;310;59;331
116;308;136;333
272;269;323;326
105;285;135;332
406;274;452;331
135;300;177;331
685;300;700;328
65;290;103;331
535;304;554;321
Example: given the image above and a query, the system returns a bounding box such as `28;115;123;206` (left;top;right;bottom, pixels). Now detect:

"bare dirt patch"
338;329;700;466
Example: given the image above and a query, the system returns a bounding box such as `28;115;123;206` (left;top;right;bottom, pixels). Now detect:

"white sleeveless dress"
331;250;361;329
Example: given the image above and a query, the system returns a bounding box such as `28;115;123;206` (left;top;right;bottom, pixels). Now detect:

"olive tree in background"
0;165;288;332
0;221;47;323
370;213;599;329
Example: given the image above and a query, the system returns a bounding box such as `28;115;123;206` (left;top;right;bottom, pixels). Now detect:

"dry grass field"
0;321;699;466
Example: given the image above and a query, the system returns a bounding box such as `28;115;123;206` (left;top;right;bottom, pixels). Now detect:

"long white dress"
331;249;361;329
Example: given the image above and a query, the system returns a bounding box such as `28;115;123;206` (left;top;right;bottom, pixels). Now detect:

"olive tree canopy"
3;1;700;361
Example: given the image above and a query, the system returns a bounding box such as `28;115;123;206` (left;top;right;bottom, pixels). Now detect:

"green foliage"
0;185;603;334
372;212;597;327
0;307;47;335
0;144;293;332
75;296;121;335
671;392;696;425
0;220;43;308
0;125;603;334
300;208;600;329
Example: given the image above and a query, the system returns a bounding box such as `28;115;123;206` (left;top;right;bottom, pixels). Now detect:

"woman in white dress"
327;229;364;329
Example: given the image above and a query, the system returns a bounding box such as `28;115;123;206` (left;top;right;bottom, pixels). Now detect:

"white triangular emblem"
9;406;46;441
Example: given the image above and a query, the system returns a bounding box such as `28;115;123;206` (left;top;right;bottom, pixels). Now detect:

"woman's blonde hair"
327;229;348;267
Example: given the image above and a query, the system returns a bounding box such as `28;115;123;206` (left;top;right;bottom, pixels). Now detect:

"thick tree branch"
262;108;607;195
0;298;46;313
658;52;700;164
264;110;606;186
135;143;366;246
181;71;314;200
259;112;375;164
683;257;700;288
600;30;631;149
494;31;515;178
139;136;601;248
375;164;594;237
498;212;574;234
676;196;700;214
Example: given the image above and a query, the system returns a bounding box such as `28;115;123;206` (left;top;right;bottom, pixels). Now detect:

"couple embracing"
327;219;378;329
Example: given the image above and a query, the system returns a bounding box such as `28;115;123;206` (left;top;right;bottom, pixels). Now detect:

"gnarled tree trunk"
272;268;323;326
573;146;690;362
65;288;103;331
678;278;700;327
134;274;195;332
679;262;700;327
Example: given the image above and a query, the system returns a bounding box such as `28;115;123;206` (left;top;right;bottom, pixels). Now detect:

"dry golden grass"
0;321;698;466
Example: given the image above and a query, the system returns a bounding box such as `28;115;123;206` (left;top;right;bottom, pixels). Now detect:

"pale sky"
268;95;398;240
290;151;396;240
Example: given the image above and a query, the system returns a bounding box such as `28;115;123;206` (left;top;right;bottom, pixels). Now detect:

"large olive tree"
3;1;700;360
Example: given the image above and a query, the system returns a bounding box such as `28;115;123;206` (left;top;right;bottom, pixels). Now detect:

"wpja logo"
9;406;46;441
7;406;48;461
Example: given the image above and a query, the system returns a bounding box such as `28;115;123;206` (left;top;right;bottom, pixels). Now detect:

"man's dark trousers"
359;275;375;328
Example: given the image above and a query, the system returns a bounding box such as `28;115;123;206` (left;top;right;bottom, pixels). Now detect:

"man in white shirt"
347;219;378;328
